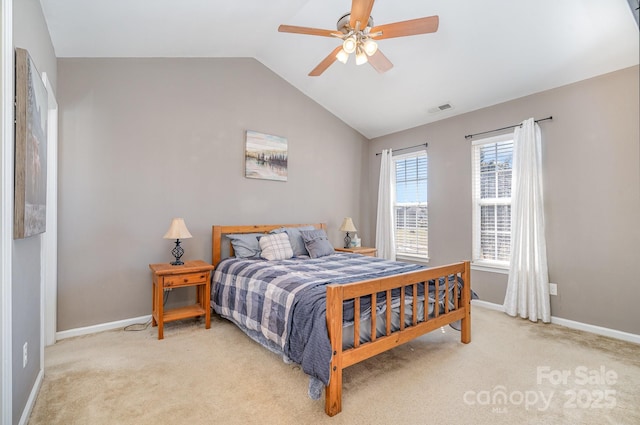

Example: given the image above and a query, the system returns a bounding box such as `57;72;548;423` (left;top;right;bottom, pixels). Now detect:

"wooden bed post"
460;261;471;344
325;284;343;416
212;226;222;267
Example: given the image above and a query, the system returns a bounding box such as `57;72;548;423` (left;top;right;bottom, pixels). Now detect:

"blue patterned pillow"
259;233;293;261
300;229;335;258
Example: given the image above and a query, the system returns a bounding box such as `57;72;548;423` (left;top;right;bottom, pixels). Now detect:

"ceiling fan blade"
350;0;375;30
278;25;339;38
370;15;439;39
309;46;343;77
367;49;393;74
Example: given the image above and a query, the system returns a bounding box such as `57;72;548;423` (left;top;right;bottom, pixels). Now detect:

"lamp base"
170;239;185;266
343;232;352;249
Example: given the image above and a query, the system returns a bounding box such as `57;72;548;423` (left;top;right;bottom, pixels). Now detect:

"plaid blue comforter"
211;253;426;385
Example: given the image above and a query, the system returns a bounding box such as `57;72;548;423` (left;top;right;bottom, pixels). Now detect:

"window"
472;134;513;268
393;151;428;259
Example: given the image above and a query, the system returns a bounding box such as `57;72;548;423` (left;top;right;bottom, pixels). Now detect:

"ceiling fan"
278;0;439;76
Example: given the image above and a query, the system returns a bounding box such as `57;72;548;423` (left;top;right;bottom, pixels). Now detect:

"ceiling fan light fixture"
355;47;368;65
343;36;357;54
279;3;440;76
363;39;378;56
336;48;349;64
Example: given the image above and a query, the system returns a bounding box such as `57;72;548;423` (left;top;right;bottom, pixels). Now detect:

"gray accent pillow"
300;229;335;259
270;225;315;257
227;233;263;258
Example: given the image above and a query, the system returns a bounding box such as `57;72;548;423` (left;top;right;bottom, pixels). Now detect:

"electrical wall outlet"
23;342;28;368
549;283;558;296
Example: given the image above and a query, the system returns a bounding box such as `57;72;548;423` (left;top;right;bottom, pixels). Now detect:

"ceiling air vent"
428;103;453;114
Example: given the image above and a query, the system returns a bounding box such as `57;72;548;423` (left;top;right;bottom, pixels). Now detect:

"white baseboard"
472;299;506;312
549;316;640;345
472;299;640;344
57;302;640;346
56;315;152;340
18;368;43;425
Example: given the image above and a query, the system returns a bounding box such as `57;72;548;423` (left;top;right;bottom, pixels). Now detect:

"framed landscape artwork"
245;130;288;182
14;48;48;239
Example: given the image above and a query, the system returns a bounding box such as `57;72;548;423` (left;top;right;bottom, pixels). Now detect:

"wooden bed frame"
212;223;471;416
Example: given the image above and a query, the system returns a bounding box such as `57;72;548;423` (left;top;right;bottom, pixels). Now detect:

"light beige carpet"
29;307;640;425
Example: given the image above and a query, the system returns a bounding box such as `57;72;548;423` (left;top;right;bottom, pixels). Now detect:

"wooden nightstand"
335;247;377;257
149;260;215;340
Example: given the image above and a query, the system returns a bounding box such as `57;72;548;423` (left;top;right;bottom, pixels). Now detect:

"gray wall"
366;66;640;335
58;59;639;336
57;58;367;331
12;0;56;423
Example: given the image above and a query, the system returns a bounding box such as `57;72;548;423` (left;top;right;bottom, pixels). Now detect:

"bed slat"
444;275;450;314
434;277;440;318
423;283;428;322
353;297;360;348
371;294;377;342
399;286;405;331
454;273;459;310
385;289;391;336
412;283;418;326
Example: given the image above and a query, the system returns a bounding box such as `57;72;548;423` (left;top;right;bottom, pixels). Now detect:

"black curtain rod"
375;142;428;156
464;116;553;140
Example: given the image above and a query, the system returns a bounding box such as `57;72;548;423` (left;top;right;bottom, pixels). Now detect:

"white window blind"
472;135;513;266
393;151;428;259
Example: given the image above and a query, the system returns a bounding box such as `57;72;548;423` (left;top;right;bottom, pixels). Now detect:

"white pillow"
259;232;293;261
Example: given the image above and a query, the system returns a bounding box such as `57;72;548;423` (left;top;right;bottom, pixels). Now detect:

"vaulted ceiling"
40;0;639;139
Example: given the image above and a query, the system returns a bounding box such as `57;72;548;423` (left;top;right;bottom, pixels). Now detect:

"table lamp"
163;218;192;265
339;217;357;249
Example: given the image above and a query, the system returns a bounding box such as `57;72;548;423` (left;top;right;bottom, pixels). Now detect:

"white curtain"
503;118;551;323
375;149;396;260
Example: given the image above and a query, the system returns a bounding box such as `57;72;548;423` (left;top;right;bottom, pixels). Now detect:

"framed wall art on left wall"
14;47;47;239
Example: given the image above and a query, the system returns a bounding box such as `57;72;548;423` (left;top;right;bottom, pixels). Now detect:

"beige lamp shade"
163;218;193;239
339;217;357;233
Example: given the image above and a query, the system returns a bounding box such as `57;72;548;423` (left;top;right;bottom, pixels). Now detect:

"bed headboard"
211;223;327;267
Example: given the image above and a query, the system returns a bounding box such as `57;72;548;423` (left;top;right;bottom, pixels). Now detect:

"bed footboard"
324;261;471;416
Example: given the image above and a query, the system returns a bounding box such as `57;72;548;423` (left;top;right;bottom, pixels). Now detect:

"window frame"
471;133;514;272
392;150;429;262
